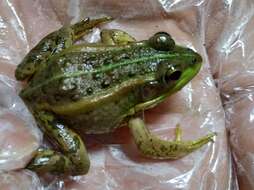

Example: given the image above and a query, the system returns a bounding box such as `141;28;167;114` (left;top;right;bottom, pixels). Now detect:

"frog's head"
140;32;202;105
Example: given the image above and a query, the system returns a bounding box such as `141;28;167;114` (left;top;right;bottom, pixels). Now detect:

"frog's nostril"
192;58;197;65
192;54;202;64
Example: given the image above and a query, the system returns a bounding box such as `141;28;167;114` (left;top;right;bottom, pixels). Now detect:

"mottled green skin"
21;42;202;134
15;17;113;81
15;17;215;176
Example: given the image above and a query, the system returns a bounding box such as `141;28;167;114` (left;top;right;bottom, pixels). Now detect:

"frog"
15;16;216;176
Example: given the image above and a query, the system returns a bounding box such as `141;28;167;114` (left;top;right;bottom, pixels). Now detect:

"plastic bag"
206;0;254;189
0;170;42;190
0;0;237;189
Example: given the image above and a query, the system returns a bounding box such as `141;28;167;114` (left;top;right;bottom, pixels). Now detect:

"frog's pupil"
166;70;182;81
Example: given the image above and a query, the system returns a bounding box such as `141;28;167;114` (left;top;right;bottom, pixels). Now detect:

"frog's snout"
15;65;26;81
190;53;202;75
194;53;202;64
15;61;35;81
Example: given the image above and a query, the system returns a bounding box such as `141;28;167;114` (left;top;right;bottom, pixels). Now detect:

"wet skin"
15;17;216;176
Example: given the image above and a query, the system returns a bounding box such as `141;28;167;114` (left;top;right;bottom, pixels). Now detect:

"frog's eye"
165;70;182;82
149;32;175;51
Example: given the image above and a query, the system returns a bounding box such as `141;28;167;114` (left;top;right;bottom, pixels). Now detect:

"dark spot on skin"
57;134;62;139
101;78;111;88
136;141;142;149
170;144;178;152
154;152;160;157
26;66;32;71
103;58;112;65
160;145;167;152
93;73;101;80
86;87;93;95
128;70;135;77
121;54;130;60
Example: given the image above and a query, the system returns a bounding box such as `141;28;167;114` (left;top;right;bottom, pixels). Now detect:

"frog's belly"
61;101;130;134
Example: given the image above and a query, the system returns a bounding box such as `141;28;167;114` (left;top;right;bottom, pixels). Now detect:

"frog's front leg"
27;111;90;176
129;118;216;159
15;16;112;81
100;29;136;45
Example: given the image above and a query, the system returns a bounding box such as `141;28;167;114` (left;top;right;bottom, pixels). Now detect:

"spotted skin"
15;17;113;81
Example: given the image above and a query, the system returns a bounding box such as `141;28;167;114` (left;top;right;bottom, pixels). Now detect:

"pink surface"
0;0;241;189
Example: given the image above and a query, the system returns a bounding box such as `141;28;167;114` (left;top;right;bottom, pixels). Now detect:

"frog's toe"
129;118;216;159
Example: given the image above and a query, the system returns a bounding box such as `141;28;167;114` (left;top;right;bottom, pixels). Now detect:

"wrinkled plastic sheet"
205;0;254;189
0;0;240;189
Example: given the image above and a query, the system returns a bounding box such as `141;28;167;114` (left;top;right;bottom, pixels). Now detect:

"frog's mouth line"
168;61;202;94
135;61;202;110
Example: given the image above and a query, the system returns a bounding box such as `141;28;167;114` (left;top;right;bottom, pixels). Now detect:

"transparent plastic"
205;0;254;189
0;0;239;189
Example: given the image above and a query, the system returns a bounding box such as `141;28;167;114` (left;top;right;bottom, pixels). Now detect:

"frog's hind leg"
27;111;90;176
72;16;113;41
100;29;136;45
15;17;112;81
129;118;216;159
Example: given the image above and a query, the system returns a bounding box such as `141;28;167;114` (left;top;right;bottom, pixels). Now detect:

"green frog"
15;17;215;176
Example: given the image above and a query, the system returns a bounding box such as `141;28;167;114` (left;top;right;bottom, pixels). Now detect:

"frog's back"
20;43;162;133
21;44;160;103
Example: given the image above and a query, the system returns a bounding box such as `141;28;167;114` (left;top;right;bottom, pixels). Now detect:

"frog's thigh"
27;111;90;176
15;17;112;81
100;29;136;45
128;118;216;159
